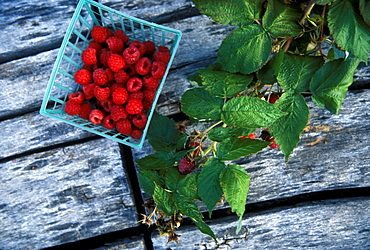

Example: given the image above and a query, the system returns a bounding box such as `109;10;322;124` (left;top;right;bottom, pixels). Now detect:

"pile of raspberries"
64;25;171;140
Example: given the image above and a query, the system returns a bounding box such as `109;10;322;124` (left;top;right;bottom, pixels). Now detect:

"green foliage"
136;0;370;243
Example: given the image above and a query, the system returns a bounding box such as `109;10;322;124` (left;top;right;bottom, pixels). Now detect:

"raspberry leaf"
178;173;200;200
138;170;164;196
360;0;370;26
153;183;176;217
328;0;370;63
208;127;255;142
217;137;270;161
181;88;224;121
276;53;324;93
217;25;272;74
192;0;264;27
262;0;303;38
198;66;253;98
314;0;334;4
197;158;225;217
164;167;186;191
135;152;176;170
221;96;286;128
309;57;360;114
269;93;309;161
219;164;250;234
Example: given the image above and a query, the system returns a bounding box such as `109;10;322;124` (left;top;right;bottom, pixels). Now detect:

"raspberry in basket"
135;57;152;75
108;54;125;72
126;98;144;115
74;69;92;85
64;100;81;116
91;25;109;43
81;48;97;65
116;118;132;135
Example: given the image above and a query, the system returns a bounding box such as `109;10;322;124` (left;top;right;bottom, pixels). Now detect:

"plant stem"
300;1;316;25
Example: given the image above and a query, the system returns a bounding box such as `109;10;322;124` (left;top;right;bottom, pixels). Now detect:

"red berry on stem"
178;158;196;175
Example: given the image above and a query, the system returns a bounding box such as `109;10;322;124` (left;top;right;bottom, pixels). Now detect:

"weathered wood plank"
151;197;370;249
0;139;138;250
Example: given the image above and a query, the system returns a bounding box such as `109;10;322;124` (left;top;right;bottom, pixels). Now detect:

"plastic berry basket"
40;0;182;148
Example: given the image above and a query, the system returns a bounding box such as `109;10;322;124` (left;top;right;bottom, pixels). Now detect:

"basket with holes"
40;0;182;148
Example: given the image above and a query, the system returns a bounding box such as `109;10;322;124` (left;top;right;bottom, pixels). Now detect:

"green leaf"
153;183;175;216
138;170;163;196
257;56;278;85
262;0;303;38
217;25;272;74
197;158;225;217
193;220;218;242
327;45;346;61
221;96;286;128
181;88;224;121
219;164;250;229
217;137;270;161
198;67;253;98
164;167;185;191
178;173;200;200
314;0;334;5
187;72;203;87
309;57;361;114
360;0;370;26
135;152;175;170
269;93;309;161
208;127;255;142
148;112;182;153
276;53;324;93
192;0;264;27
328;0;370;63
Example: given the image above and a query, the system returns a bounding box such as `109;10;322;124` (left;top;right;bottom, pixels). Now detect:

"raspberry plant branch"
135;0;370;243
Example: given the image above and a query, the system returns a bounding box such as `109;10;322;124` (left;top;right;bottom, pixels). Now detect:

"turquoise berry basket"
40;0;182;148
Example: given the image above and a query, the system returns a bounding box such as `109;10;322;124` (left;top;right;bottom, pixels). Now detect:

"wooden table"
1;0;369;249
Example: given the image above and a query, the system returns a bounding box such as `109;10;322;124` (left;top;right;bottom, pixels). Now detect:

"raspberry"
143;88;156;102
124;65;137;77
88;40;103;52
100;98;114;112
129;91;144;100
81;48;97;65
89;109;104;124
143;75;159;91
144;40;156;56
116;118;132;135
108;54;125;72
135;57;152;75
64;100;81;116
178;158;196;175
123;46;141;65
189;141;202;158
143;99;153;111
268;138;279;149
240;133;256;140
102;115;116;130
104;27;113;38
79;102;93;120
127;77;143;92
153;51;171;64
126;98;144;115
105;68;115;82
82;83;96;100
112;87;129;105
94;85;110;101
93;68;108;85
269;93;279;104
158;46;170;53
68;91;85;104
130;129;143;139
91;25;109;43
113;29;129;44
132;112;148;129
110;83;123;93
74;69;92;85
114;69;129;84
99;48;113;67
106;36;124;53
151;61;167;79
129;40;147;57
111;105;128;121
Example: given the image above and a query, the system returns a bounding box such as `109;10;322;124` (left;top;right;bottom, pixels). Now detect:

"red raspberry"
123;65;137;77
64;100;81;116
88;40;103;52
89;109;104;125
269;93;279;104
143;88;156;102
135;57;152;75
132;112;148;129
130;129;143;139
104;27;113;38
106;36;124;53
111;105;128;121
82;83;96;100
113;29;129;44
102;115;116;130
105;68;115;82
108;54;125;72
240;133;256;140
129;91;144;100
151;61;167;79
68;91;85;104
268;138;279;149
94;85;110;101
99;48;113;67
143;99;153;111
123;46;141;65
178;158;196;175
93;68;108;85
81;48;97;65
110;83;123;93
129;40;147;57
158;46;170;53
116;118;132;135
114;69;129;84
112;87;129;105
127;77;143;92
143;75;159;91
91;25;109;43
144;40;156;56
189;141;202;158
74;69;92;85
100;98;114;112
79;102;93;120
153;51;171;64
126;98;144;115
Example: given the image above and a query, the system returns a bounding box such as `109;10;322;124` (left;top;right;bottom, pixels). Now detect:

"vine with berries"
135;0;370;243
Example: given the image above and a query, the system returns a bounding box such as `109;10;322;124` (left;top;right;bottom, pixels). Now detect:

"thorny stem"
318;4;327;57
